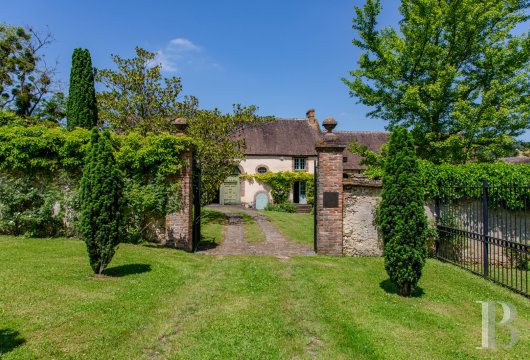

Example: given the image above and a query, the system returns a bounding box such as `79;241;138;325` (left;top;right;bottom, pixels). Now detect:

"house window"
294;157;306;171
257;166;267;174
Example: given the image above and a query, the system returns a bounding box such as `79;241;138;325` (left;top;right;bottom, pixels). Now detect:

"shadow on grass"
379;279;425;297
196;236;219;251
0;329;25;355
103;263;151;277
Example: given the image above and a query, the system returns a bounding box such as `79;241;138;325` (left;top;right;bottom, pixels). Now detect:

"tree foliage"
80;130;124;274
96;47;198;135
67;49;98;130
343;0;530;163
378;126;427;297
187;106;271;205
0;23;58;117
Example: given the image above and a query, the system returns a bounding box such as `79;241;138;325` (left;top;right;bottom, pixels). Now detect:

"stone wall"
342;176;436;256
164;151;193;250
343;177;383;256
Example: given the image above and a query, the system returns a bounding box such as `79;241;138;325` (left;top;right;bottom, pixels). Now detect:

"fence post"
482;179;489;279
434;198;440;255
313;161;318;253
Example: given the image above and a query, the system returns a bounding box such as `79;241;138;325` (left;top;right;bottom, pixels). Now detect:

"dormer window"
294;157;306;171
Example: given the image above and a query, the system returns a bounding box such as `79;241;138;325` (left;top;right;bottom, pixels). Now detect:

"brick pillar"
316;117;346;255
165;151;193;251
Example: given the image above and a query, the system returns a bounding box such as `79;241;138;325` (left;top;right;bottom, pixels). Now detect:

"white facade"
239;155;317;207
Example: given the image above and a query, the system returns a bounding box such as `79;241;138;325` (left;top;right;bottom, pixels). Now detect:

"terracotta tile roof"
336;131;389;171
240;119;320;156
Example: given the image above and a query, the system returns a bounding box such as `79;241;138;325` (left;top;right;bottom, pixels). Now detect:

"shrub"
0;174;64;237
80;130;124;274
378;126;427;297
264;202;297;213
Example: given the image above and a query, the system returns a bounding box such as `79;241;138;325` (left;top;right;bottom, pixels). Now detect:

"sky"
1;0;528;139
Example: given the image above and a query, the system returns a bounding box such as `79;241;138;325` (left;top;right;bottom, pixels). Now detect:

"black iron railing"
436;180;529;297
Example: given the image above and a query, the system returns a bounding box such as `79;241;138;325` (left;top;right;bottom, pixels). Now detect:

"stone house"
215;109;389;210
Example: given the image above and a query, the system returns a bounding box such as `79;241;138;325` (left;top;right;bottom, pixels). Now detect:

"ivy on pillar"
316;117;346;255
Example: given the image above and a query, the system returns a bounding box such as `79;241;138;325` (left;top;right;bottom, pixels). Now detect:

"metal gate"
192;159;201;252
436;180;529;297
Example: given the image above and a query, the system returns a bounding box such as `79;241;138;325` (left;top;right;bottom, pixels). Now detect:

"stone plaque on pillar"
323;192;339;208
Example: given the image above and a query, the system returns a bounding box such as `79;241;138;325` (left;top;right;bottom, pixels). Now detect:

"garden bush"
264;202;297;213
80;130;124;274
378;126;427;297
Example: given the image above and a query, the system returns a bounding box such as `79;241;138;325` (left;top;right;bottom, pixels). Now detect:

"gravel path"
204;206;315;257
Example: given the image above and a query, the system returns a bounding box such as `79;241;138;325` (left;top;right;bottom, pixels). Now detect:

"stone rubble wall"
342;175;436;257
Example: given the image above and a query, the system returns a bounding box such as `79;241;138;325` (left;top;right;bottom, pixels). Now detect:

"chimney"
306;108;320;132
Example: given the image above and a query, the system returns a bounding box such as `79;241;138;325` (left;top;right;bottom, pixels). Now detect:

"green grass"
1;236;529;359
261;210;314;245
235;211;266;243
199;208;228;249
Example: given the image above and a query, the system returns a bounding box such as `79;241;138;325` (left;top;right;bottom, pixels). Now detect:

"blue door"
256;193;268;210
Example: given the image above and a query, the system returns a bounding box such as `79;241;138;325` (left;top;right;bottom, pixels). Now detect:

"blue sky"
2;0;528;139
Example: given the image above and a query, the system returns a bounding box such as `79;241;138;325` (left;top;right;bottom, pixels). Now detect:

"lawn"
0;236;529;359
198;208;228;249
260;210;314;245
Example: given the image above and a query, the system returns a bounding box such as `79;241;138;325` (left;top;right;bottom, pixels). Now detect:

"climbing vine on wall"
0;124;194;239
241;171;314;205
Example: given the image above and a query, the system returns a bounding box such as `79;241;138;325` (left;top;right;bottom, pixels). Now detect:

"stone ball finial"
323;117;337;133
322;117;338;142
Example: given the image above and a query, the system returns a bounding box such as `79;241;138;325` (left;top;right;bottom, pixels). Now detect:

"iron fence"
436;180;529;297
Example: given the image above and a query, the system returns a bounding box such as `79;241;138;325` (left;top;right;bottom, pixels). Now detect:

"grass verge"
235;211;266;243
261;210;314;245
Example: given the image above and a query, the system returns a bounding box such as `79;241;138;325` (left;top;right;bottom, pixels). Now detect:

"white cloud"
155;50;178;72
169;38;201;52
155;38;212;73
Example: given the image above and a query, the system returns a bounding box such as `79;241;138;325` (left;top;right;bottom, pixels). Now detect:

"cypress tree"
379;126;427;296
67;48;98;130
80;129;124;274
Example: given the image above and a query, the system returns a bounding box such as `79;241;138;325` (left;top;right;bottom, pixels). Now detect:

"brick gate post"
316;117;346;255
164;151;193;251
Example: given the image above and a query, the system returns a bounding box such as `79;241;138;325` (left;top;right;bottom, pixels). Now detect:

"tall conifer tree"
67;48;98;130
379;126;427;296
80;129;124;274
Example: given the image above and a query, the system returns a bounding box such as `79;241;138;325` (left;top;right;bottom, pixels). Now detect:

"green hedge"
365;161;530;210
0;125;193;176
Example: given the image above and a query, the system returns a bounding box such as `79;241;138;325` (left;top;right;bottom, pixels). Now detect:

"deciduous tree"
0;23;57;117
96;47;197;135
187;106;271;205
343;0;530;163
